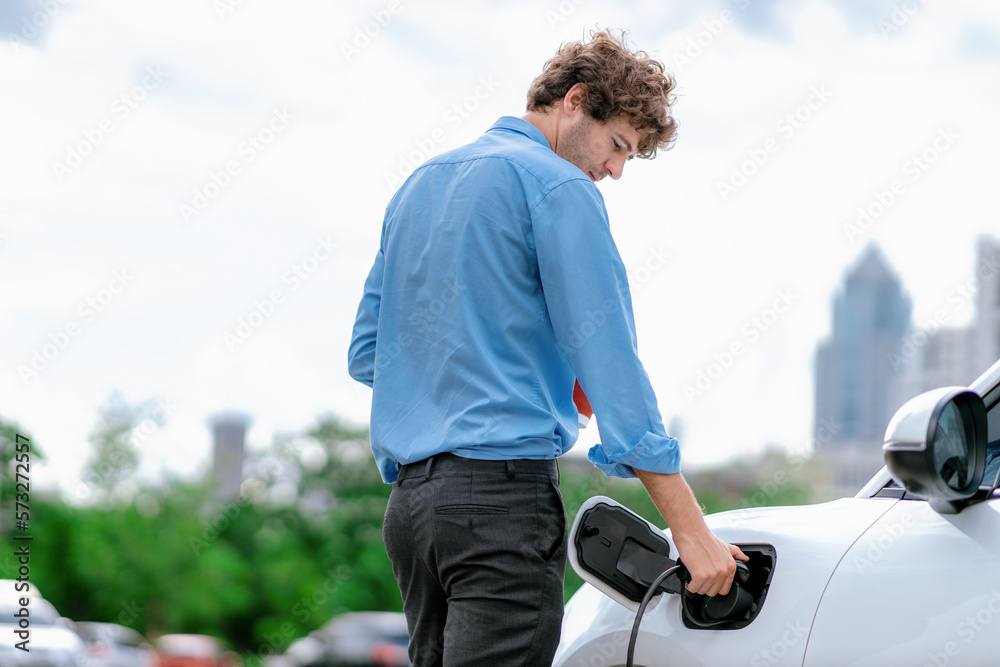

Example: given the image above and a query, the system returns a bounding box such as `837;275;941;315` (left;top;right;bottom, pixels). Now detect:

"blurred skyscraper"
815;245;912;442
207;411;251;498
813;245;912;496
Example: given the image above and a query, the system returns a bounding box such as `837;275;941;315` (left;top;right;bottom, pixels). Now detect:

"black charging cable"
626;562;754;665
625;564;682;667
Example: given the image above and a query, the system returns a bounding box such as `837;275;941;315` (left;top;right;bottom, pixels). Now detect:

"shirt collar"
487;116;552;151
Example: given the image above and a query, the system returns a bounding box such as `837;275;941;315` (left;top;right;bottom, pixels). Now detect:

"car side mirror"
883;387;988;514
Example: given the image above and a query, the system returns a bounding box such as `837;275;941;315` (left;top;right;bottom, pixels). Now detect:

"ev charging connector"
568;496;759;626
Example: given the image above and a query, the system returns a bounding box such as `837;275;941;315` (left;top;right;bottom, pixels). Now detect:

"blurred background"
1;0;998;664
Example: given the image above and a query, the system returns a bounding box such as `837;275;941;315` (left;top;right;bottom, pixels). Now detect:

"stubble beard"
557;114;595;178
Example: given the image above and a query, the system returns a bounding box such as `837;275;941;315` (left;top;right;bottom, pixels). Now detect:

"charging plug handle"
682;561;756;625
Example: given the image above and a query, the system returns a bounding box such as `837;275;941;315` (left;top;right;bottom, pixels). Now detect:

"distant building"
813;237;1000;499
974;236;1000;372
815;245;912;444
890;327;978;408
207;411;251;498
891;235;1000;403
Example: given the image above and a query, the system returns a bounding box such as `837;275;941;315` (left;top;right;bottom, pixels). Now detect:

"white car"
74;621;157;667
0;581;86;666
554;358;1000;667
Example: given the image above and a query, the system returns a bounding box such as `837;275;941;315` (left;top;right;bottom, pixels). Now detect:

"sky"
1;0;998;500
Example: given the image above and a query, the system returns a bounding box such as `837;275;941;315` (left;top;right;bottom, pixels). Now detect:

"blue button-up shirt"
349;116;680;483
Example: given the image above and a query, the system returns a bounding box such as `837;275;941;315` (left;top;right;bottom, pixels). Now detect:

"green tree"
236;416;400;662
83;391;164;501
0;417;44;516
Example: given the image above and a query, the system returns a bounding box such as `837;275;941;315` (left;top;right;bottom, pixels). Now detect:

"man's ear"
562;82;589;117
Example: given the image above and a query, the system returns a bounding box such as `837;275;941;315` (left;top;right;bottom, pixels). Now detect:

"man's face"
557;113;640;182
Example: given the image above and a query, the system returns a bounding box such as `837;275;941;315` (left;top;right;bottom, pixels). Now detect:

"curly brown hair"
526;29;677;158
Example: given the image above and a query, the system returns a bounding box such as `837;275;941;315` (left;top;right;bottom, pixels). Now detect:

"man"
348;29;747;666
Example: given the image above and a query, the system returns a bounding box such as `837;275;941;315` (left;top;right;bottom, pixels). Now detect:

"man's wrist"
633;468;709;534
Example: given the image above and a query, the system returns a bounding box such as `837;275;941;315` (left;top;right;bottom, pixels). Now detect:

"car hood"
702;495;899;542
555;497;902;667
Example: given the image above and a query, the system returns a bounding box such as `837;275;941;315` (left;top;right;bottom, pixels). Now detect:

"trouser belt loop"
424;456;435;478
505;459;515;479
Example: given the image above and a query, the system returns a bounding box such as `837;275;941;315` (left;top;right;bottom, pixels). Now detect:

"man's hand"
634;468;748;596
671;524;748;597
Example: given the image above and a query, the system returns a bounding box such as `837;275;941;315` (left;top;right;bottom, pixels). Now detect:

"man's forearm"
633;468;706;536
633;468;746;596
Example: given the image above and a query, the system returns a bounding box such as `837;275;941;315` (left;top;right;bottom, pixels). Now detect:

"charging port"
569;497;777;629
681;545;776;630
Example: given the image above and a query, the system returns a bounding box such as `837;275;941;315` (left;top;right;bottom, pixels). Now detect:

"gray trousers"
383;453;567;666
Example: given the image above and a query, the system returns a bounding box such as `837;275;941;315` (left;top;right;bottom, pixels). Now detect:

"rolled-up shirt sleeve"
348;247;385;388
530;179;680;478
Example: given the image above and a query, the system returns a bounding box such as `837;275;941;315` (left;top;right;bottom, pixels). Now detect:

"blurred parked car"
262;656;298;667
74;621;156;667
0;580;87;666
284;636;324;666
299;612;410;667
154;633;241;667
